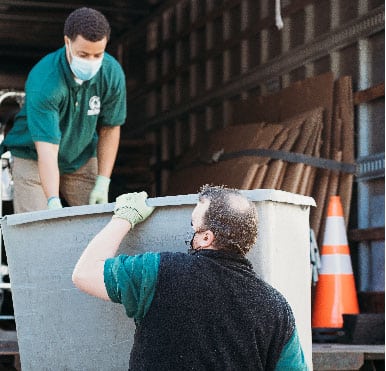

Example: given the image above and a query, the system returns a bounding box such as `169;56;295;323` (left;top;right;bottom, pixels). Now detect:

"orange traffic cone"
312;195;359;333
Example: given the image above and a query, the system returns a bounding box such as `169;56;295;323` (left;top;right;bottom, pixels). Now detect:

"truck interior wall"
118;0;385;301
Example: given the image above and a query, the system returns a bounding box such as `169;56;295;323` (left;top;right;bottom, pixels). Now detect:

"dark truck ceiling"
0;0;162;71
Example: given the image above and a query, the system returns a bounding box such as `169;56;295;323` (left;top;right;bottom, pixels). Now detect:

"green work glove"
89;175;110;205
47;196;63;210
113;191;154;228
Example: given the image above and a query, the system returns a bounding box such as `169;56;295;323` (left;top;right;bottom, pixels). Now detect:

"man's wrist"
111;216;133;230
95;175;110;189
47;196;63;209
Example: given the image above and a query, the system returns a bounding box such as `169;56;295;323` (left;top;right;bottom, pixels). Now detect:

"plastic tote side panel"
1;190;314;370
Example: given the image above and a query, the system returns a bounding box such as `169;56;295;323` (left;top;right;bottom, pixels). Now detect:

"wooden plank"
348;227;385;242
206;123;267;153
302;120;323;197
280;72;334;158
173;122;267;170
231;94;281;124
336;77;355;228
232;73;334;129
297;113;323;195
310;169;330;240
281;108;324;193
280;146;310;193
261;126;302;189
250;164;268;189
304;167;317;197
166;158;260;195
331;116;343;155
298;165;313;195
262;161;285;189
312;344;385;371
194;159;260;191
322;82;346;240
260;109;320;189
167;121;284;195
276;165;286;190
231;74;336;243
275;73;334;242
354;82;385;105
341;77;356;164
326;151;343;199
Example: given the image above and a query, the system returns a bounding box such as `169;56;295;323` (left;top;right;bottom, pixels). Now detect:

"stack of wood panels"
167;107;324;201
166;73;355;245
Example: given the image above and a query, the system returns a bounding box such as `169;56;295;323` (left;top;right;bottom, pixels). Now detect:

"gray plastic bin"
1;189;315;370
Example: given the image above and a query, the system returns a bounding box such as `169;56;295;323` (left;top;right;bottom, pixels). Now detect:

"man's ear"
64;36;71;60
201;230;215;247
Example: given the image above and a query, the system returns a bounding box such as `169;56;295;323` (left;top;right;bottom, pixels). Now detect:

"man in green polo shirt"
3;7;126;213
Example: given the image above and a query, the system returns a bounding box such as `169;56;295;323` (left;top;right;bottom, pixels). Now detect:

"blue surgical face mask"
68;40;103;81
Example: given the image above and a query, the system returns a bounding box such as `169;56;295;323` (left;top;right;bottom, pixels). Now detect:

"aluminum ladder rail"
0;91;25;320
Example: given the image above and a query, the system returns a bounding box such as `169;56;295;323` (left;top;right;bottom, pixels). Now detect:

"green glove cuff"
47;196;63;210
113;206;143;228
89;176;110;205
94;175;110;191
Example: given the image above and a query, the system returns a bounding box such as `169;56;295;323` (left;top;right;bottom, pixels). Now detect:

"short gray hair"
198;185;258;255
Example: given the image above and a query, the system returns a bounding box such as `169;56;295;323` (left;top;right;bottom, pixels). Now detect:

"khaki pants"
12;156;98;213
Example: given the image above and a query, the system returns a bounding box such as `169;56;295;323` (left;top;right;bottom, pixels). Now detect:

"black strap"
201;148;356;174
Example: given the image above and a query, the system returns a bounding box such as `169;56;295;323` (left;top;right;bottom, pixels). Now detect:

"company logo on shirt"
87;96;101;115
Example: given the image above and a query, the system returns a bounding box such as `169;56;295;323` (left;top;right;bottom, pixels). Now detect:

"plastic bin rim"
1;189;315;226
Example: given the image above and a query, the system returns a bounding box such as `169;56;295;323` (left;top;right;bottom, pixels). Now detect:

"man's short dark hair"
198;185;258;255
64;7;111;42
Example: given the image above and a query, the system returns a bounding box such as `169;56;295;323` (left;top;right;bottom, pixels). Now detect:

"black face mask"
185;231;199;254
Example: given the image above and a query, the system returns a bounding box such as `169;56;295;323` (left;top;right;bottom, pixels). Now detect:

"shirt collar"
193;249;254;269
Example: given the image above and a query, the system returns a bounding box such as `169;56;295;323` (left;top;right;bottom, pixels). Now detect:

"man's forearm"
73;191;154;300
97;125;120;177
35;141;60;199
72;217;131;300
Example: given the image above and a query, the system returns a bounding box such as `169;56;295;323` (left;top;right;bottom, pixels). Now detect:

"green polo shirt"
4;46;126;174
